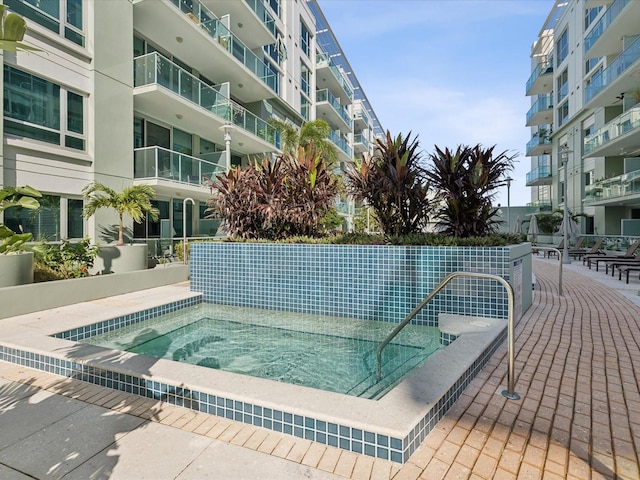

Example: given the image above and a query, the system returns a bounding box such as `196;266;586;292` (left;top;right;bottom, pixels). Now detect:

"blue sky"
318;0;555;208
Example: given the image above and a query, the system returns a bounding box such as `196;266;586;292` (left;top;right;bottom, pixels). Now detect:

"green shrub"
33;238;99;279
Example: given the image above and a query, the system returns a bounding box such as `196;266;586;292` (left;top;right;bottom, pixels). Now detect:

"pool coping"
0;283;507;463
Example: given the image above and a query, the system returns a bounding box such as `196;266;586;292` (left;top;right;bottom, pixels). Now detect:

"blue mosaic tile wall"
191;244;512;325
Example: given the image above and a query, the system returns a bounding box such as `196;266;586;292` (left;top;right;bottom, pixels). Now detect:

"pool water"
83;304;445;399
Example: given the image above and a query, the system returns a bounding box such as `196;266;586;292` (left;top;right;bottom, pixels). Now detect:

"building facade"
526;0;640;237
1;0;381;250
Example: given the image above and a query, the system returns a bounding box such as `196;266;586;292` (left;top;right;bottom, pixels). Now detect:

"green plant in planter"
425;144;517;238
33;238;99;280
0;185;42;253
82;182;159;246
344;131;432;235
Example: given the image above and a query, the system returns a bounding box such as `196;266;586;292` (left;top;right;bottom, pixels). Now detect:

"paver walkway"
1;258;639;479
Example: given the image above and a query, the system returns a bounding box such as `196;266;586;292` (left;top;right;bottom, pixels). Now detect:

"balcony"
526;132;552;157
526;200;553;212
134;146;224;198
583;106;640;157
328;130;353;161
584;0;640;58
134;53;278;154
584;170;640;206
316;89;353;132
526;165;553;186
526;61;553;96
353;133;370;156
525;95;553;126
201;0;276;49
316;52;354;103
133;0;278;104
352;104;372;131
584;36;640;108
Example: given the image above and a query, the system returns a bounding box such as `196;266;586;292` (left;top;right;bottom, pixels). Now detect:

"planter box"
191;243;532;323
0;252;33;288
0;265;189;320
92;244;148;274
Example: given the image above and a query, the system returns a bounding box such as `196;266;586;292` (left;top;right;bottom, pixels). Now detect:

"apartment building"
1;0;381;248
526;0;640;237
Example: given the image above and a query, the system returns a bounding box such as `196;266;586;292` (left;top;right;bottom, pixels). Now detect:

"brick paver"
1;258;639;479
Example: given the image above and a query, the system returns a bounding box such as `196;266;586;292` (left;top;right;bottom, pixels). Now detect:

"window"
300;61;310;96
585;56;601;74
267;0;280;18
557;100;569;127
301;94;310;121
3;194;84;240
560;181;565;203
3;65;85;150
67;198;84;238
300;21;311;58
585;170;594;186
556;69;568;104
556;29;568;66
5;0;84;47
585;6;602;30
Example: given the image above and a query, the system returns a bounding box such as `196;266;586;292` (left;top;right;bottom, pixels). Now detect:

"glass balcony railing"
585;36;640;104
584;0;629;53
168;0;278;94
526;200;552;211
526;165;552;185
584;106;640;153
353;108;372;128
525;61;553;93
526;95;553;124
316;52;354;100
317;89;353;128
354;133;370;150
526;133;552;155
134;53;278;147
584;170;640;203
134;146;225;186
243;0;276;37
328;130;353;158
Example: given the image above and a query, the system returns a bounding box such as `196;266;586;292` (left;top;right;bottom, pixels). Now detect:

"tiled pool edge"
0;297;509;464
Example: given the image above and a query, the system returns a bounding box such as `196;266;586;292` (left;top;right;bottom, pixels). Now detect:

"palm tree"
82;182;159;246
271;118;338;164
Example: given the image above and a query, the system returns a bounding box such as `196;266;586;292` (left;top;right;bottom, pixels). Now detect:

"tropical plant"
0;185;42;254
82;182;159;246
425;144;517;237
536;209;585;234
270;118;338;164
344;131;432;235
207;144;339;239
33;238;99;279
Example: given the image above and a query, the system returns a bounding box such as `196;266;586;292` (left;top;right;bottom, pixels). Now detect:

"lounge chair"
604;251;640;276
587;240;640;271
567;237;586;258
570;237;604;260
544;239;564;258
617;265;640;284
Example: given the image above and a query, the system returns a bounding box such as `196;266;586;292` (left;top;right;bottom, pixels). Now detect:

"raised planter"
92;244;148;274
190;243;533;323
0;252;34;288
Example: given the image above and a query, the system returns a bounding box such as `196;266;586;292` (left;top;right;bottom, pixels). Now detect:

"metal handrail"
375;272;520;400
531;246;563;296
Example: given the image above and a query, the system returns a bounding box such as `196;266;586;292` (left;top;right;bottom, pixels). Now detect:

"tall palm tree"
82;182;159;246
271;118;338;164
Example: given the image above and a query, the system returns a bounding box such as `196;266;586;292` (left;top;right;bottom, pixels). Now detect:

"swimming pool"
79;304;444;399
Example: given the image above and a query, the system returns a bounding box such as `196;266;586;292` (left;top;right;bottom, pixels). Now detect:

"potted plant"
82;182;159;273
0;185;41;287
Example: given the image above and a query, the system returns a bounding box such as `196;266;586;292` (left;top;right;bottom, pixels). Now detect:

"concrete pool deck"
1;257;640;479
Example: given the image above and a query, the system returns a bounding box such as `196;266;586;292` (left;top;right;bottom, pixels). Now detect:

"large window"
585;6;602;30
5;0;84;47
556;68;568;104
300;21;311;58
556;29;568;66
300;61;310;96
557;101;569;127
3;65;85;150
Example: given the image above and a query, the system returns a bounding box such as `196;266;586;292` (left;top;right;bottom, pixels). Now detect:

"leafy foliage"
207;144;339;239
33;238;99;280
0;185;41;254
82;182;159;246
425;145;516;237
344;131;432;235
270;118;338;164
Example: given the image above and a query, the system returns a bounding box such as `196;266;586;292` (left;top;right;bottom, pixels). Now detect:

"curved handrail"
375;272;520;400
